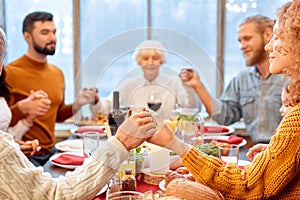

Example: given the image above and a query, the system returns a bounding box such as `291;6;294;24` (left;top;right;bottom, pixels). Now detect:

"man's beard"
32;37;55;55
245;40;267;66
34;43;55;55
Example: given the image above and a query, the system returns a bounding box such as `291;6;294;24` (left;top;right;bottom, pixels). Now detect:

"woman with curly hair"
149;1;300;199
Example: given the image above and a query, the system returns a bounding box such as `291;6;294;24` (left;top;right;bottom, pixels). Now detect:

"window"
4;0;74;103
79;0;217;99
224;0;290;85
4;0;290;115
79;0;147;98
150;0;217;98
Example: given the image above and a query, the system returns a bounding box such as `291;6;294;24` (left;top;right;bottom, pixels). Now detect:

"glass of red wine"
147;91;161;112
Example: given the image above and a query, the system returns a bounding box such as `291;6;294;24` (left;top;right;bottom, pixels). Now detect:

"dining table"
43;133;162;200
43;127;251;200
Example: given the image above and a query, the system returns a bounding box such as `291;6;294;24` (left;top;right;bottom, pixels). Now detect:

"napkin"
204;126;229;133
75;127;105;133
239;165;245;169
216;135;243;145
52;154;84;165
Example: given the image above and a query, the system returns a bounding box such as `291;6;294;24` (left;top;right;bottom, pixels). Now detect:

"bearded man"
180;15;284;144
4;11;98;166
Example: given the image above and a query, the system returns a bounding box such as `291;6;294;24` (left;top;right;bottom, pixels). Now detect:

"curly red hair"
277;1;300;106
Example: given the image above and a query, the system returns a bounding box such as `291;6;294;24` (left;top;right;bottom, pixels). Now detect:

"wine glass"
147;91;162;112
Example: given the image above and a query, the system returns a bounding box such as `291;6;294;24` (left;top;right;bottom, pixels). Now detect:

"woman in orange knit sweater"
149;1;300;199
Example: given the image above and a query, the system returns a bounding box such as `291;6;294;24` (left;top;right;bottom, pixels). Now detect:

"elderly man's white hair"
133;40;166;64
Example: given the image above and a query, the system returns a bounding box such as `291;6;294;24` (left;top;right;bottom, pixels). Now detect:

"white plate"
203;135;247;147
55;139;83;152
204;126;235;136
159;180;166;191
55;123;77;131
70;125;107;138
49;152;83;169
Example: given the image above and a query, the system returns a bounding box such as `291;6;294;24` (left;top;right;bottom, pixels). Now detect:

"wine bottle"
108;91;125;135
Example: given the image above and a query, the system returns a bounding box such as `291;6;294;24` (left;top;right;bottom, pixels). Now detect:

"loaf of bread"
166;179;224;200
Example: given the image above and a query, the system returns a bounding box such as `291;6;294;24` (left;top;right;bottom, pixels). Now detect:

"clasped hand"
75;87;99;106
14;138;41;157
116;109;156;151
18;90;51;122
116;108;179;153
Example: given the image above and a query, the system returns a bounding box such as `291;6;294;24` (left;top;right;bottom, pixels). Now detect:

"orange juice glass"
165;119;177;132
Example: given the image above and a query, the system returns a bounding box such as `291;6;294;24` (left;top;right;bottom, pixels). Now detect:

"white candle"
149;146;170;174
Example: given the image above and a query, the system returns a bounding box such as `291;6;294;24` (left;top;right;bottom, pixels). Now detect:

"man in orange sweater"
5;11;98;166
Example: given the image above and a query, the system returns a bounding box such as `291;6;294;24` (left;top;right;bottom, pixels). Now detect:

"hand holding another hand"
18;90;51;119
116;110;156;151
14;138;41;157
28;90;48;100
74;87;99;108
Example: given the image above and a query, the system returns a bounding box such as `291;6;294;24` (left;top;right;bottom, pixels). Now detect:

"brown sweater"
182;103;300;199
5;55;73;154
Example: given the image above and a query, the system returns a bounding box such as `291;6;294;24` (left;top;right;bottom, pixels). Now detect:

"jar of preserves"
121;169;136;191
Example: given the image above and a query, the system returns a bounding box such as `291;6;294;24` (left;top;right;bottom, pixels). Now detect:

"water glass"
190;119;205;144
82;132;100;158
177;113;204;145
218;144;239;165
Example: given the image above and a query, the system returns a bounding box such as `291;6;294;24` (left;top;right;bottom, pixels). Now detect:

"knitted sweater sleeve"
0;132;128;200
182;104;300;199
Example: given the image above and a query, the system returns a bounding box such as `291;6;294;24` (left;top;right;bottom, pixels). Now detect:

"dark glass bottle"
108;91;125;135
